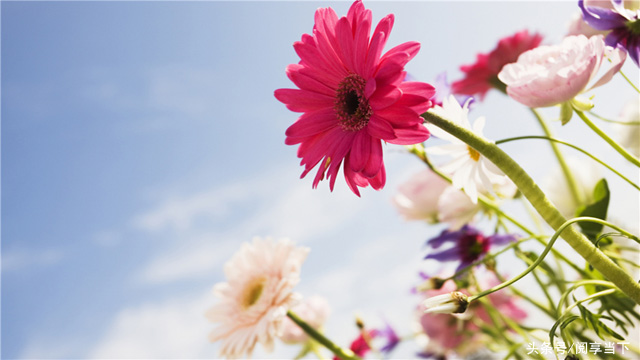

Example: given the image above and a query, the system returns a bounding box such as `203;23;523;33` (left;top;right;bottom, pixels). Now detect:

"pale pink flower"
206;237;309;359
392;169;450;222
275;0;434;196
279;296;331;344
437;186;481;230
498;35;626;108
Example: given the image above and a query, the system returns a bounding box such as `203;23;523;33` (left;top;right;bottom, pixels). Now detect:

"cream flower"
543;158;602;218
207;237;309;359
279;295;331;344
613;97;640;157
425;96;508;203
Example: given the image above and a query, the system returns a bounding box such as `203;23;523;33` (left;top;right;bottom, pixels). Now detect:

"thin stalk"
469;217;635;303
496;135;639;191
530;108;584;205
493;270;555;318
575;110;640;167
423;110;640;303
287;311;359;360
589;111;640;125
619;69;640;93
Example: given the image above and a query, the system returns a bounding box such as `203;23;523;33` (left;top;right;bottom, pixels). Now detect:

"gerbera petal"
285;109;338;142
274;88;334;112
349;130;371;172
362;138;383;177
387;125;430;145
286;64;335;96
369;84;402;110
336;17;356;72
367;115;397;140
368;162;386;189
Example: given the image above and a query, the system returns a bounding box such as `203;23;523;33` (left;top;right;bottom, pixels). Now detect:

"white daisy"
425;95;507;203
206;237;309;359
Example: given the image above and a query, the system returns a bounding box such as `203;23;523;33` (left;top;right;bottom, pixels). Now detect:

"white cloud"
87;292;214;359
2;248;64;272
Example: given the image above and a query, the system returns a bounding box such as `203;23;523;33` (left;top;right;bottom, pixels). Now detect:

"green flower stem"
619;69;640;93
496;135;640;191
557;280;615;312
468;216;639;303
287;311;359;360
575;110;640;167
530;108;584;205
492;270;556;318
589;111;640;125
410;144;590;277
422;109;640;303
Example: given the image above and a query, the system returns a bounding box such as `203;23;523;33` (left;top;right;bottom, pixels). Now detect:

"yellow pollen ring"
467;146;481;161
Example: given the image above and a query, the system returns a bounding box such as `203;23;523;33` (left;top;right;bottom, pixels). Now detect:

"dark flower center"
335;74;372;132
458;233;489;263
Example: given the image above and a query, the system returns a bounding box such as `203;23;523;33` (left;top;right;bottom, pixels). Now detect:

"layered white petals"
207;237;309;359
425;96;508;203
392;169;450;222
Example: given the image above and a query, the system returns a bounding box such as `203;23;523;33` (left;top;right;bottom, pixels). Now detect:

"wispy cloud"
2;248;64;272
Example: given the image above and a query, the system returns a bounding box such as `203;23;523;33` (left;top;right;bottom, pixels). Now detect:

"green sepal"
560;101;574;125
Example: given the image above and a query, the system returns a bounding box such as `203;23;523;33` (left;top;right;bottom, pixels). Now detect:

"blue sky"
2;1;638;359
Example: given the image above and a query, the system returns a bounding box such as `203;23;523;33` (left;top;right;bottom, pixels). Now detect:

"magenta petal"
285;108;338;140
286;64;335;96
274;88;335;112
368;162;386;190
376;52;410;83
382;41;421;63
400;81;436;100
336;17;356;72
362;138;383;177
369;84;402;110
386;125;430;145
353;15;372;75
364;78;377;98
375;105;420;127
349;131;371;172
367;115;397;140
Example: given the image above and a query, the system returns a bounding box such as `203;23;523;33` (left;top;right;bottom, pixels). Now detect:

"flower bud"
422;291;469;314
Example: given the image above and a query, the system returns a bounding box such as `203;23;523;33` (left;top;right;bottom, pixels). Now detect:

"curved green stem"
530;108;584;205
575;110;640;167
287;311;359;360
422;109;640;304
496;135;640;191
619;69;640;93
589;111;640;125
557;280;615;313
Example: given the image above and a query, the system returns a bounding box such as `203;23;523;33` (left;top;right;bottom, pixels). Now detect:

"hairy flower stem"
287;311;360;360
575;110;640;167
422;111;640;304
530;108;584;206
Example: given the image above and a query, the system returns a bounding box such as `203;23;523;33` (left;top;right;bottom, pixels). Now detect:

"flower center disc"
241;276;266;309
335;74;372;132
467;146;481;161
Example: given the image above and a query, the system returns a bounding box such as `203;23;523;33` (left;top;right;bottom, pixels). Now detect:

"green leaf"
577;303;625;341
576;179;610;241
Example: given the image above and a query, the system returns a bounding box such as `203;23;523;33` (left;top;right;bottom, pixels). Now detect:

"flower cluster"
207;1;640;359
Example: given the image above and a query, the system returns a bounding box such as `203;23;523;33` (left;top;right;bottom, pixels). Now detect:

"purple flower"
424;225;516;271
378;322;401;353
579;0;640;66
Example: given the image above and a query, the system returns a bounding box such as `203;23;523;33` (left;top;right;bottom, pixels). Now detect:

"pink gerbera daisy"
275;0;435;196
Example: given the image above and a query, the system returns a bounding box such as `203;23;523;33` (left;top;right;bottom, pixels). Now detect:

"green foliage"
576;179;610;241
